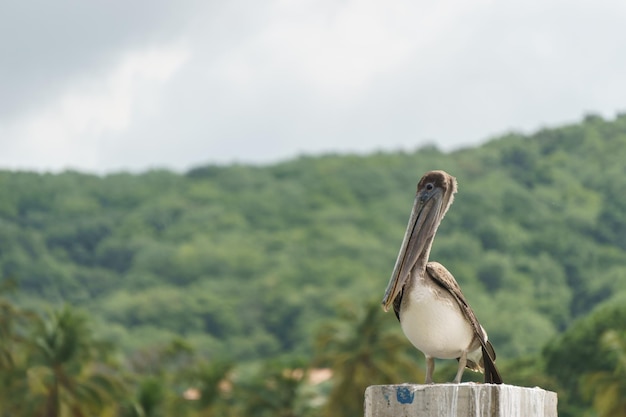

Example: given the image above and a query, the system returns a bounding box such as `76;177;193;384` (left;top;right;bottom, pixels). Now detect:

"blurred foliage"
1;114;626;415
313;300;423;416
544;300;626;417
580;329;626;417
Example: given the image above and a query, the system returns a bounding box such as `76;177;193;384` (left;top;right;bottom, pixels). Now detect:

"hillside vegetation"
3;114;626;416
2;114;626;361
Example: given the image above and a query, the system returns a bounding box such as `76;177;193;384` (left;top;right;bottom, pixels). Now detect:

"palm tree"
180;360;234;417
0;284;35;415
236;358;311;417
28;304;125;417
581;330;626;417
122;338;200;417
119;376;166;417
314;300;423;417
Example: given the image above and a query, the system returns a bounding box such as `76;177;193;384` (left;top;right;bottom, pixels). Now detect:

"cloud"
1;0;626;173
209;0;497;100
0;43;190;171
0;0;200;116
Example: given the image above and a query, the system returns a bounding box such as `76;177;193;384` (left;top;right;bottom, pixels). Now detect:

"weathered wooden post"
364;384;558;417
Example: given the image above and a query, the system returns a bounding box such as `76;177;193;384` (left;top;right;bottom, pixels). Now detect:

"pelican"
382;170;502;384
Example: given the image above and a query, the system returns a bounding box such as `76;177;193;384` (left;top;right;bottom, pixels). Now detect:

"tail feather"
484;339;497;362
481;343;503;384
460;340;503;384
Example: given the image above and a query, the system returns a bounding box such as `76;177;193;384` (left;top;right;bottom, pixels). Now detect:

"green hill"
2;113;626;362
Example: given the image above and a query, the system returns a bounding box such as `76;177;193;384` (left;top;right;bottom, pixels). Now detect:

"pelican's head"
381;170;457;311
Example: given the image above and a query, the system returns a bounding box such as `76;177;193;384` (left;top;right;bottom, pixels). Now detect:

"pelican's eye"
425;183;434;191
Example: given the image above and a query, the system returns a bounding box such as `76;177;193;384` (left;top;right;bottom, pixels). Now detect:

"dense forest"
2;113;626;416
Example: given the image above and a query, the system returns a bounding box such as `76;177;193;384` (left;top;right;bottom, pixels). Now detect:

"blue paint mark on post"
396;386;415;404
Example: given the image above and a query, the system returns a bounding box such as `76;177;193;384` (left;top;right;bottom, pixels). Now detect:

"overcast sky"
1;0;625;173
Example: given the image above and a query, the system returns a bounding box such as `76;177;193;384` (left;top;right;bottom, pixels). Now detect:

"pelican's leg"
425;356;435;384
453;351;467;383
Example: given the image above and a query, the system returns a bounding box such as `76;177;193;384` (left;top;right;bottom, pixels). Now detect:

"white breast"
400;280;475;359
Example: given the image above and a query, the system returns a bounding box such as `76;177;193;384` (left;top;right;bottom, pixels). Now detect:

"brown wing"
426;261;503;384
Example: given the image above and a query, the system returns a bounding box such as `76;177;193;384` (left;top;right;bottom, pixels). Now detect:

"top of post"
364;384;557;417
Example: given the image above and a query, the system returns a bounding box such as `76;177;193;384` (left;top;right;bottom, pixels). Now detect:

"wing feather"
426;262;503;384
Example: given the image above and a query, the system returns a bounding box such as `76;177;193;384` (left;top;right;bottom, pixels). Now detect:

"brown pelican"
382;170;502;384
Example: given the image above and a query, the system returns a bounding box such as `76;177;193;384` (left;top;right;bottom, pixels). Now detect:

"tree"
121;377;166;417
28;305;124;417
181;360;234;417
543;302;626;417
236;358;311;417
581;330;626;417
3;113;626;373
0;281;37;415
314;300;423;417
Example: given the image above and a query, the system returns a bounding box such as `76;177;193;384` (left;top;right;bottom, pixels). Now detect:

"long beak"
381;191;442;311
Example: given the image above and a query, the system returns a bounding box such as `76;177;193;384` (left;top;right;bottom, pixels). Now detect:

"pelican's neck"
413;235;436;275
